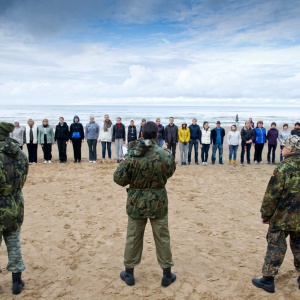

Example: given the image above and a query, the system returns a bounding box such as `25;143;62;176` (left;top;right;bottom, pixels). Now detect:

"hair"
257;120;263;126
203;121;208;127
104;114;109;118
116;117;121;121
142;121;158;139
27;118;34;125
59;117;64;120
42;118;48;122
156;118;160;122
90;115;95;119
271;122;276;126
169;117;174;120
231;124;237;130
192;118;197;122
295;122;300;126
245;120;250;125
283;123;288;128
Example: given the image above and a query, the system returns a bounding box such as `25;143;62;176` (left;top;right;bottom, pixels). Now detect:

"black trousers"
57;139;68;162
201;144;210;162
240;141;252;163
167;142;176;159
254;143;264;162
26;143;38;163
267;144;277;163
72;139;82;161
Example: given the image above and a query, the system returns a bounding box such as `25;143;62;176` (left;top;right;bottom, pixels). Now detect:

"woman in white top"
227;125;241;165
25;118;38;164
99;114;113;159
201;121;211;165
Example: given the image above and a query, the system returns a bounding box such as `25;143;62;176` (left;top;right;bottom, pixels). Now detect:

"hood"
0;137;20;158
73;115;80;122
127;139;156;157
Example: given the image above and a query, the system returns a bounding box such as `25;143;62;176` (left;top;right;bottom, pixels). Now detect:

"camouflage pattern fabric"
262;228;300;276
113;139;176;218
260;153;300;231
0;228;26;272
0;137;28;234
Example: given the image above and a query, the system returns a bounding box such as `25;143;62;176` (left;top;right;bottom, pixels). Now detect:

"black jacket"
127;125;137;142
112;123;126;141
69;122;84;140
211;127;225;144
157;125;165;140
165;124;178;144
241;127;255;143
291;129;300;137
55;122;69;141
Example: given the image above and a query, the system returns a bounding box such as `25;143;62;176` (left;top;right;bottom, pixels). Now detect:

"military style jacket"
0;137;28;234
114;139;176;218
261;153;300;231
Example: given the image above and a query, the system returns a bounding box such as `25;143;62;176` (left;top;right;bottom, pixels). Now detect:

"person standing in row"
227;125;241;165
267;122;279;165
235;114;239;127
278;124;291;162
112;117;126;163
201;121;211;165
138;118;146;139
100;114;113;160
211;121;225;165
69;115;84;163
178;122;190;165
54;117;69;163
253;121;267;164
85;115;99;163
10;122;25;150
156;118;165;148
165;117;178;160
252;136;300;293
249;117;255;129
188;118;201;165
25;119;38;164
114;121;176;287
240;121;255;164
127;119;137;144
291;122;300;137
0;122;28;295
38;119;54;164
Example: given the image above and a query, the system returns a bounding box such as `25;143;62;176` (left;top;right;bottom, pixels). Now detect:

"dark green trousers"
124;215;174;269
262;228;300;276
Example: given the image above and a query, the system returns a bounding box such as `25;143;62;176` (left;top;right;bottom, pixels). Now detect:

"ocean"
1;105;299;127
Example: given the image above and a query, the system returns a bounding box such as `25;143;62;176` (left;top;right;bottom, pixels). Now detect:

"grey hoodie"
10;126;25;146
278;129;291;145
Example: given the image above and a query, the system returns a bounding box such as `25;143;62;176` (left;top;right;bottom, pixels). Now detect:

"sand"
1;130;299;299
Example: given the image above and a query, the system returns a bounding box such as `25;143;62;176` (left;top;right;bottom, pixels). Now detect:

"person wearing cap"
0;122;28;295
10;122;25;150
178;122;190;165
252;135;300;293
25;119;38;164
138;118;146;139
211;121;225;164
127;119;137;144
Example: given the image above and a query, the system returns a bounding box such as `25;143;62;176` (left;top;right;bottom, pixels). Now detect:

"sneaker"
48;161;52;163
188;162;191;165
260;161;264;165
195;162;199;165
254;160;258;164
29;162;32;165
44;160;47;164
89;161;93;163
267;161;270;164
219;162;223;165
202;162;205;165
205;162;208;165
92;161;96;163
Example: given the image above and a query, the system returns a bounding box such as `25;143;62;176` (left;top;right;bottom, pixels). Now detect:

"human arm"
113;158;131;187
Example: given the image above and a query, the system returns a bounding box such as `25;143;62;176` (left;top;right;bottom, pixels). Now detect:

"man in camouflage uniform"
0;122;28;295
252;135;300;293
114;121;176;287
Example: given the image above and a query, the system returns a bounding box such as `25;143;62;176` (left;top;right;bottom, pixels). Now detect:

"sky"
0;0;300;106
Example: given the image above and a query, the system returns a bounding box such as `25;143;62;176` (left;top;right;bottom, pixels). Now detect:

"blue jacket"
189;124;201;140
254;127;266;144
211;127;225;144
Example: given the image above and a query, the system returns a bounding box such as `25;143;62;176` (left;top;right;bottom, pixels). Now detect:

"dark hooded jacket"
267;128;279;145
69;116;84;140
55;122;69;141
114;139;176;218
0;137;28;233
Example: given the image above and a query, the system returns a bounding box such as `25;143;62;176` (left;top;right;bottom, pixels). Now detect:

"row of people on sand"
9;115;300;165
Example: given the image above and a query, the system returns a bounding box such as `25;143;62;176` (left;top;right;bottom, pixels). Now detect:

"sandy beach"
1;129;299;300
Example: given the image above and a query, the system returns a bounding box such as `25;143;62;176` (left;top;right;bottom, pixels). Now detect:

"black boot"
297;275;300;289
120;268;135;286
12;272;24;295
252;276;275;293
161;267;176;287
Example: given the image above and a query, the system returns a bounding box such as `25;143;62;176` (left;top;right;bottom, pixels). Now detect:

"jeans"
167;143;176;160
254;143;264;162
241;141;252;163
87;139;97;161
211;143;223;163
101;141;111;158
229;145;239;160
57;139;67;162
280;145;284;162
201;144;210;162
115;139;123;160
157;139;164;148
188;139;199;163
179;142;188;163
267;144;277;163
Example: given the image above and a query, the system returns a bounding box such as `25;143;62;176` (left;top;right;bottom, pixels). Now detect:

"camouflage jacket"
261;153;300;231
0;137;28;234
113;139;176;218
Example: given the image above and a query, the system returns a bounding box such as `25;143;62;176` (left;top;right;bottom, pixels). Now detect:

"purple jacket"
267;128;279;145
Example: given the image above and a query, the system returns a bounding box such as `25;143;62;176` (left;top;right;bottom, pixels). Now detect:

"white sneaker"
44;160;47;164
92;161;96;163
48;161;52;163
205;162;208;165
259;161;263;164
254;160;258;164
202;162;205;165
89;161;93;163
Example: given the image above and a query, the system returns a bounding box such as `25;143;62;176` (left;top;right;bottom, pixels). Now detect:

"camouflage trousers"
0;228;26;273
124;215;174;269
262;228;300;276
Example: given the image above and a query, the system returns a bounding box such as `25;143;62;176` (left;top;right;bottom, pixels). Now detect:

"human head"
73;115;79;123
203;121;209;129
257;120;263;128
271;122;276;128
142;121;158;139
231;125;237;131
59;117;64;123
169;117;174;125
90;115;95;122
192;118;197;125
283;123;288;130
27;119;34;126
104;114;110;121
0;122;14;137
156;118;161;125
14;121;19;127
216;121;221;128
182;122;187;129
116;117;121;124
249;117;253;122
130;119;134;126
43;118;49;125
282;135;300;157
295;122;300;129
245;121;251;128
141;118;146;125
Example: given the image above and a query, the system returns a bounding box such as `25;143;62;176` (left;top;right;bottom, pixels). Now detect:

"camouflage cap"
0;122;15;137
283;135;300;153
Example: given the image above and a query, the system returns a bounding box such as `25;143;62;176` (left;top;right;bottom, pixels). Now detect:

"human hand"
261;219;269;224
